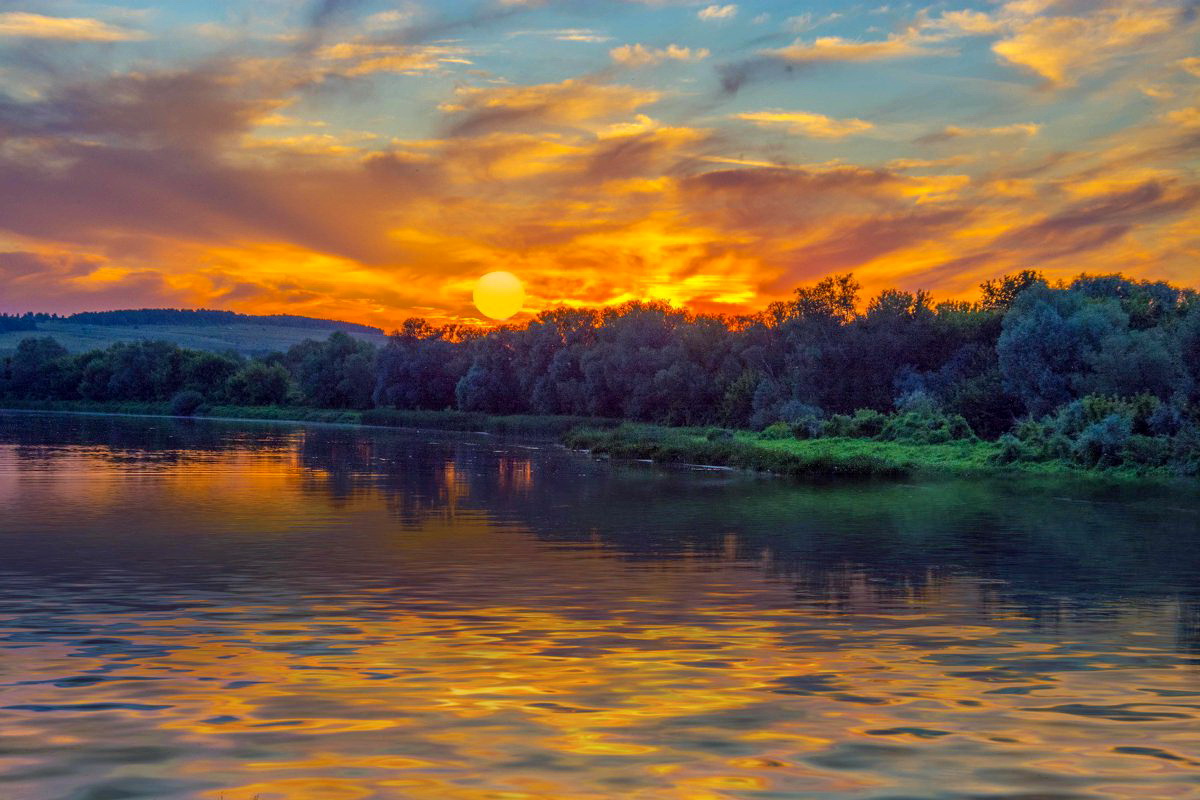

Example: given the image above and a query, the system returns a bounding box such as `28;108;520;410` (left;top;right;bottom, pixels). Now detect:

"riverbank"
563;423;1185;481
1;401;1187;481
0;400;617;436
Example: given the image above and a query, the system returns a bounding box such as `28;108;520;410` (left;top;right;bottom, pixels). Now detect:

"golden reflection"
0;435;1197;799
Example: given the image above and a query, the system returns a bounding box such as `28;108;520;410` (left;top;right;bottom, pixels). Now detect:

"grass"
0;400;619;437
563;422;1181;481
1;401;1184;482
0;321;388;357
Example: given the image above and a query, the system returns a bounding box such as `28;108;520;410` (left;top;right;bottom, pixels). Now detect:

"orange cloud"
316;42;472;75
0;1;1197;326
439;79;662;137
734;110;874;138
0;11;147;41
990;3;1175;86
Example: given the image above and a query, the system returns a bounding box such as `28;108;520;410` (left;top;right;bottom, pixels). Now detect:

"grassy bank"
0;400;618;436
2;401;1185;481
563;423;1179;480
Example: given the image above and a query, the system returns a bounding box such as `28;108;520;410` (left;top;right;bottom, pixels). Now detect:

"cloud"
439;79;661;137
1177;56;1200;77
916;122;1041;145
765;32;944;64
1163;107;1200;128
1;0;1197;323
924;9;1005;36
316;42;471;75
0;11;147;41
610;43;709;67
734;110;874;138
698;5;737;21
990;5;1175;86
994;180;1200;258
716;24;947;95
784;12;842;34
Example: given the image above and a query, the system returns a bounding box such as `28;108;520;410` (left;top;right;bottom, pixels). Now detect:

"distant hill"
0;309;390;356
64;308;383;335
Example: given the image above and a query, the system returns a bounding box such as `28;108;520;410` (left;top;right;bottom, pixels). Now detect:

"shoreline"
0;402;1189;485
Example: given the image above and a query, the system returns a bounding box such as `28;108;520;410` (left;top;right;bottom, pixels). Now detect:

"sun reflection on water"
0;414;1197;799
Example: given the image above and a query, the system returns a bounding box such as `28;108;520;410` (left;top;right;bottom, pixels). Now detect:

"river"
0;411;1197;799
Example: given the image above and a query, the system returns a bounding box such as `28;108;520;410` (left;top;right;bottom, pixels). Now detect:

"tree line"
63;308;383;333
0;313;39;333
2;271;1198;472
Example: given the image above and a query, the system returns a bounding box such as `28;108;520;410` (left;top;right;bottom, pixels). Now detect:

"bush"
1121;435;1172;468
1148;401;1185;436
895;389;939;414
1172;425;1200;476
1072;413;1132;468
880;408;976;444
776;401;824;438
704;427;735;442
760;422;794;440
993;433;1031;464
822;409;887;439
169;390;205;417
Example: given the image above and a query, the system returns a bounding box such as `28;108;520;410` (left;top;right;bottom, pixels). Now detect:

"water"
0;412;1197;800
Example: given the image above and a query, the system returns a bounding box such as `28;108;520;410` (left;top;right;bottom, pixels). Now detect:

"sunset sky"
0;0;1196;326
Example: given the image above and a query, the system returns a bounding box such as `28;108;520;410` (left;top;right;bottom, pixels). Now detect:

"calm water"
0;412;1198;800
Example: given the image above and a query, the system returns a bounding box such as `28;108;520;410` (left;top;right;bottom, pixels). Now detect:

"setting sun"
473;271;525;321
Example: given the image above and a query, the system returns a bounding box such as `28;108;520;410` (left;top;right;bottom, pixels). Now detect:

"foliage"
0;313;37;333
286;332;376;409
822;409;887;439
2;270;1199;477
169;390;205;417
65;308;382;334
225;362;292;406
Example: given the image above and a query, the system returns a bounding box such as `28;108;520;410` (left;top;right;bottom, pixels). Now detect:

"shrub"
1012;418;1050;444
880;408;977;444
1072;413;1132;468
1121;435;1172;469
760;422;793;440
1148;401;1185;436
822;408;887;439
777;401;824;438
894;389;939;414
1171;424;1200;476
704;427;735;442
169;390;205;417
993;433;1031;464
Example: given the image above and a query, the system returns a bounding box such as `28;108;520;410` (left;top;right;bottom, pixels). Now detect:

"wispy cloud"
734;110;874;138
317;41;471;75
439;79;661;137
916;123;1041;145
698;5;738;22
610;43;709;67
0;11;147;41
0;0;1196;321
765;32;944;64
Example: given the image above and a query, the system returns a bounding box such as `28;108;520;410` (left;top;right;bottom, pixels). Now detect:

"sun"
473;271;525;320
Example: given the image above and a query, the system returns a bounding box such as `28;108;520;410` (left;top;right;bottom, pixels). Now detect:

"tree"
226;362;292;406
373;320;464;410
287;333;376;409
980;270;1045;312
7;337;74;399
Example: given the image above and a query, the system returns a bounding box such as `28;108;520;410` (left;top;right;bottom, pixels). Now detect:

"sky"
0;0;1196;327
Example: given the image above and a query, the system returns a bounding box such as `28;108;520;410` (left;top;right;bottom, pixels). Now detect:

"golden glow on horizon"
473;271;525;320
0;0;1196;325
